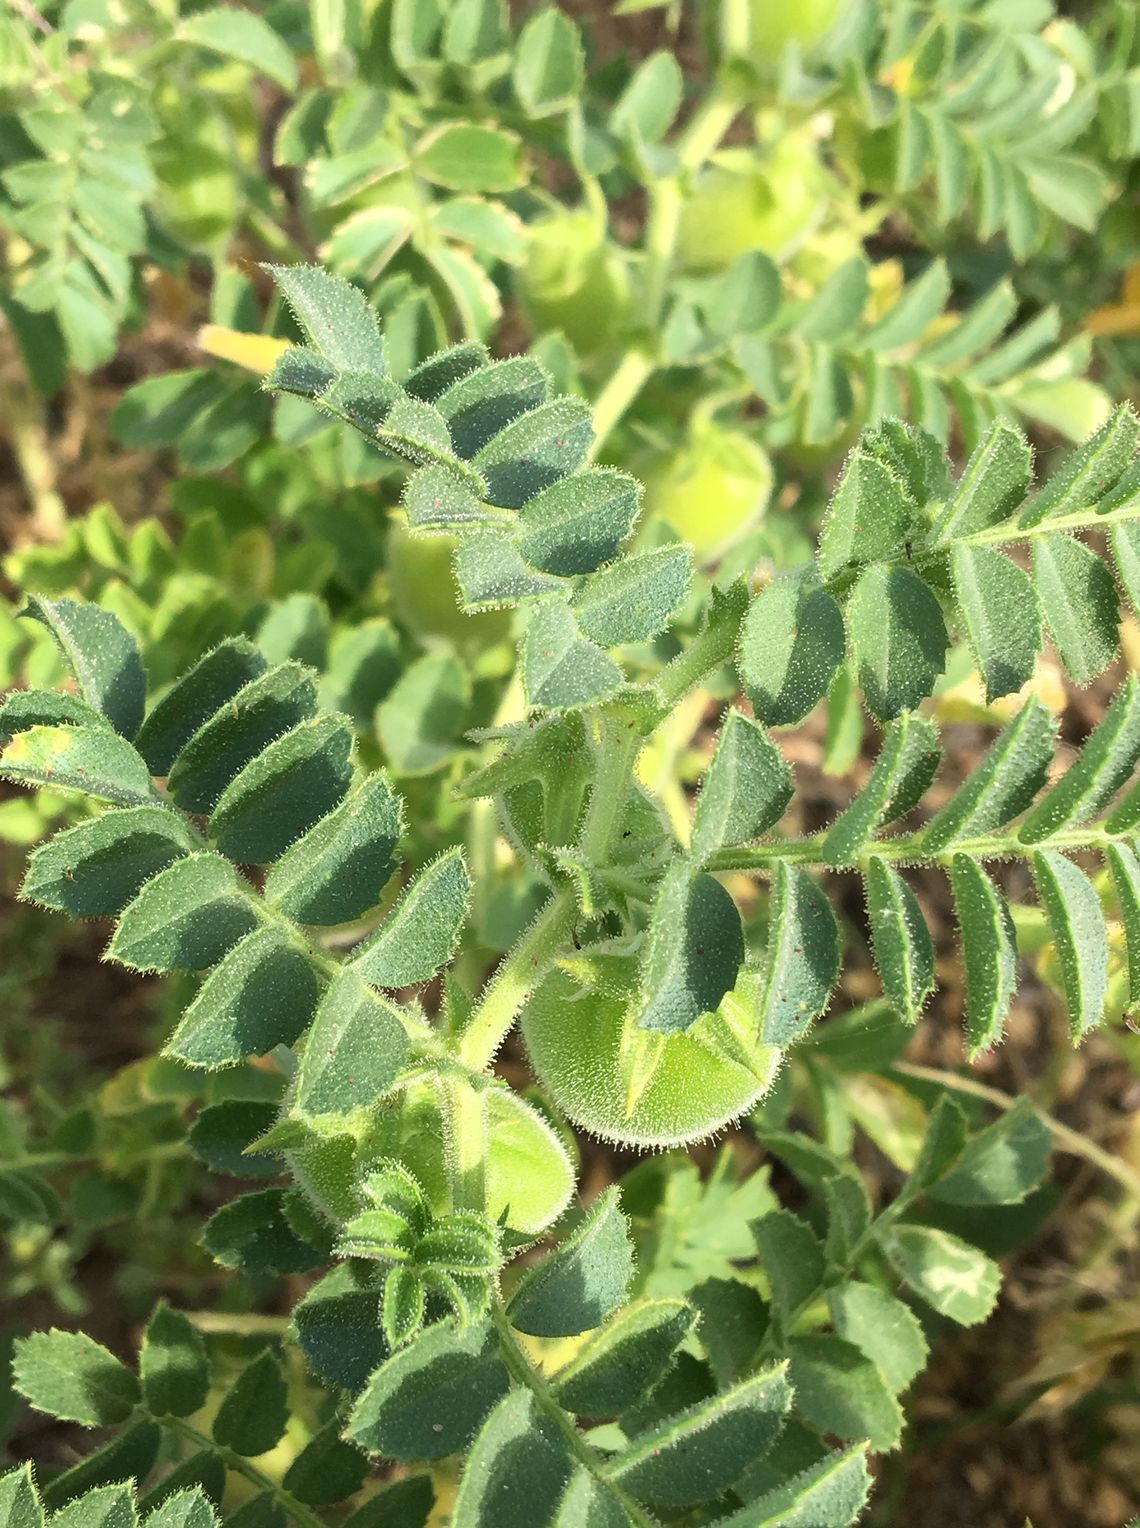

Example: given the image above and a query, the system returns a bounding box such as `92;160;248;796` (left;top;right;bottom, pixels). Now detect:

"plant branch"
588;347;656;456
489;1302;661;1528
706;821;1138;875
891;1061;1140;1203
456;887;577;1071
0;378;67;541
161;1415;329;1528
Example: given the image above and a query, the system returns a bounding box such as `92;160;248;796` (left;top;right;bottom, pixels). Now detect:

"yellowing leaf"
198;325;292;375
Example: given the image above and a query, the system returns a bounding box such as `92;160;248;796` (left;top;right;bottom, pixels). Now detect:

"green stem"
0;378;67;540
655;607;745;708
5;1140;188;1173
891;1061;1140;1203
489;1303;661;1528
706;821;1136;875
676;76;747;170
161;1415;328;1528
641;175;682;331
923;495;1140;557
181;1312;292;1336
587;75;745;452
580;707;644;863
447;1073;488;1212
588;347;655;456
456;888;577;1071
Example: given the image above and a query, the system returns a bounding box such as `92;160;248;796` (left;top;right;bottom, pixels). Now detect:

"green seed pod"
521;959;781;1148
518;209;631;356
642;422;773;562
677;140;828;271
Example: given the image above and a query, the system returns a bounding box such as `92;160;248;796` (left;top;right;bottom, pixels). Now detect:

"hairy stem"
0;378;67;541
655;604;745;707
5;1140;188;1173
162;1415;328;1528
641;175;682;331
580;706;645;863
456;887;577;1071
705;821;1138;874
489;1302;661;1528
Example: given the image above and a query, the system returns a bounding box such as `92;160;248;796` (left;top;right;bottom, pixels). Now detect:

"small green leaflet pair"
706;688;1140;1055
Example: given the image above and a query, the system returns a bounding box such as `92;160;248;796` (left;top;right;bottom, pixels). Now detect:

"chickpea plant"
3;265;1138;1526
3;0;1139;1517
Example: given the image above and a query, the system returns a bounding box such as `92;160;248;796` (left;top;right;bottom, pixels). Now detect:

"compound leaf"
846;565;948;720
880;1225;1000;1326
208;715;354;863
716;1444;871;1528
523;601;624;710
212;1351;288;1457
951;544;1042;701
166;927;319;1068
739;575;845;728
606;1364;792;1506
264;774;403;926
949;855;1018;1056
22;806;195;919
550;1299;695;1417
865;860;934;1023
636;864;744;1034
922;701;1054;852
346;1320;509;1462
135;640;267;775
295;970;408;1122
451;1390;571;1528
572;547;692;647
758;865;841;1046
1032;533;1119;683
140;1305;209;1419
1;724;156;809
1019;676;1140;843
109;855;258;973
817;451;916;581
